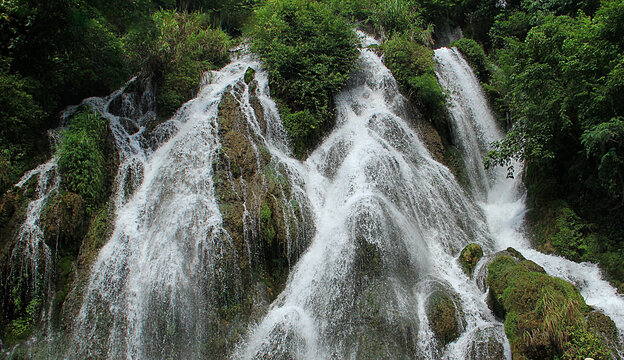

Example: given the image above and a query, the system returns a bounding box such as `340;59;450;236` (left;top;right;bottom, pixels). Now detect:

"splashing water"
435;47;624;349
238;34;510;360
66;49;309;359
7;34;621;359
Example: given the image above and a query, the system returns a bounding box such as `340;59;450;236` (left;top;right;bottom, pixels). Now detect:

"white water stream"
238;35;509;359
4;34;622;360
435;47;624;351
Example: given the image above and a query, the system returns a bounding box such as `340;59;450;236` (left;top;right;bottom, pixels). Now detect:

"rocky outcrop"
459;243;483;276
209;87;312;356
487;247;618;360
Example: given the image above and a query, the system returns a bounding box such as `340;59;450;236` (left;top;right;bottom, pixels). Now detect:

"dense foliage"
383;33;446;127
472;0;624;284
126;10;231;117
251;0;359;158
57;111;108;212
1;0;624;354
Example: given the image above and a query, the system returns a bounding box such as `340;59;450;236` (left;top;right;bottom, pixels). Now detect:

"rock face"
459;243;483;276
426;290;463;347
209;90;313;355
486;247;619;360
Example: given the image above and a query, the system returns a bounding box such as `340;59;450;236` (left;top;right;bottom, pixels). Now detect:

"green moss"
51;255;76;324
427;291;461;346
82;204;114;265
260;200;276;245
487;248;614;359
41;191;86;255
445;146;469;188
562;324;611;360
244;67;255;84
459;243;483;276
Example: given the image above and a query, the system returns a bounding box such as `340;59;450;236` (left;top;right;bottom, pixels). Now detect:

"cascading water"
6;31;622;359
237;34;509;359
435;47;624;351
4;156;60;345
66;50;309;359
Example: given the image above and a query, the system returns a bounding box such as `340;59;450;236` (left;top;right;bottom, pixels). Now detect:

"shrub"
383;33;446;125
57;111;108;212
125;10;231;118
252;0;358;157
451;38;490;82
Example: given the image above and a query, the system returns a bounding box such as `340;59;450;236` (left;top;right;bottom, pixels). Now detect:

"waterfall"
5;156;60;343
237;34;508;359
435;47;624;348
5;33;622;359
66;50;310;359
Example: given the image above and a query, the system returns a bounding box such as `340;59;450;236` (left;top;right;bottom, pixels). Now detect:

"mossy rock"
467;326;506;360
244;67;255;84
426;290;462;347
41;191;86;255
486;248;614;360
585;310;621;350
459;243;483;276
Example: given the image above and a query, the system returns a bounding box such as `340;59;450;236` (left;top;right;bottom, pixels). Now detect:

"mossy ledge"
487;247;619;360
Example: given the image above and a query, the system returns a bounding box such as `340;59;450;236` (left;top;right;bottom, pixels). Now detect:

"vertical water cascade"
4;156;61;349
237;35;510;360
5;33;622;359
66;52;310;359
435;47;624;351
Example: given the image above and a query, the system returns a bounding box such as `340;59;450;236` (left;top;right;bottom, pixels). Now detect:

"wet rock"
459;243;483;276
426;290;463;347
244;67;256;84
41;191;86;254
486;247;615;360
467;326;506;360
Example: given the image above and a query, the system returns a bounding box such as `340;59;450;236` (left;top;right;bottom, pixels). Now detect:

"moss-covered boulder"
41;191;86;254
487;247;615;360
426;290;463;347
459;243;483;276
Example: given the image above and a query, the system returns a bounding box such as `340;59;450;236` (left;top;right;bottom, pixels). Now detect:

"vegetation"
57;112;108;212
251;0;359;158
2;0;624;355
451;38;490;82
383;32;446;127
125;10;231;118
471;0;624;286
487;249;615;360
458;243;483;276
426;291;462;346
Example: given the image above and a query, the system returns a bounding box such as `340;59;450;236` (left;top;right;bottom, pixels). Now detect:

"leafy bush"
383;33;446;126
252;0;358;157
125;10;231;117
57;111;108;212
451;38;490;82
